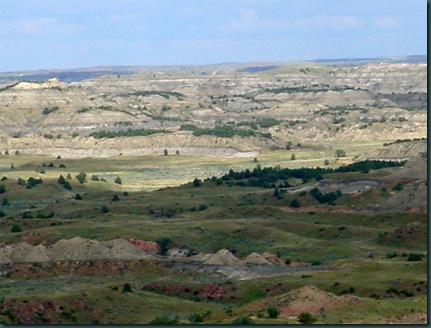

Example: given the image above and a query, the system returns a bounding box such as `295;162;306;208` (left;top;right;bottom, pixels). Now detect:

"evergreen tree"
58;175;66;185
75;172;87;184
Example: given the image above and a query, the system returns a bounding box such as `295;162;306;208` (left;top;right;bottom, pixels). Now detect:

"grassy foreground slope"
0;146;427;324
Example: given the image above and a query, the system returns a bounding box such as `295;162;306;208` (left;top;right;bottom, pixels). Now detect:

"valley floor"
0;142;427;324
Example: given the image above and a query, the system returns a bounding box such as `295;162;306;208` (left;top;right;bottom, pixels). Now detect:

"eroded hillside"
0;62;426;157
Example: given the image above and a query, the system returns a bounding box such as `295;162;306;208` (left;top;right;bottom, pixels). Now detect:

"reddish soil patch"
261;252;285;265
126;238;160;254
199;283;234;300
0;299;75;324
407;207;422;213
142;282;237;301
21;232;56;246
278;206;295;212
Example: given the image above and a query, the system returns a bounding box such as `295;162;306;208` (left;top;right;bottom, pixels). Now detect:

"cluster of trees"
209;160;406;189
180;124;257;138
237;118;282;129
17;177;43;189
265;85;334;94
256;117;282;128
22;210;54;219
58;173;120;187
127;90;184;100
309;187;342;204
58;174;72;189
90;128;168;139
383;137;426;146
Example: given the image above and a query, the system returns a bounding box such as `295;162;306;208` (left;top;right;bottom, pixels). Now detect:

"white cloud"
375;17;399;29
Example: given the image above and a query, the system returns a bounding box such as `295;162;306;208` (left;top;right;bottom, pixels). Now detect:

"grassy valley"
0;60;427;324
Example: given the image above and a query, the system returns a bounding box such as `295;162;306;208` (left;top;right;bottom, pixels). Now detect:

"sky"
0;0;427;71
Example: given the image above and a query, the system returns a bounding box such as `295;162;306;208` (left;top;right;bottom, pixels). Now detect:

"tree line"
209;160;406;189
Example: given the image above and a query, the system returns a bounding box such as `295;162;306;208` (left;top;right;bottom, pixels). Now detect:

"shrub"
42;106;59;115
290;199;301;208
231;316;255;324
407;253;422;261
11;224;22;233
0;209;5;217
26;177;43;189
36;211;54;219
335;149;346;158
267;307;279;318
257;117;281;128
192;178;202;187
149;314;179;324
22;211;33;219
392;182;404;191
197;204;208;211
58;175;66;185
156;237;172;256
385;252;397;259
112;194;120;201
75;172;87;184
0;185;5;193
63;181;72;190
91;175;100;181
297;312;317;324
309;187;340;204
114;176;122;185
1;198;9;206
122;283;133;293
75;193;82;200
188;313;204;323
101;205;109;213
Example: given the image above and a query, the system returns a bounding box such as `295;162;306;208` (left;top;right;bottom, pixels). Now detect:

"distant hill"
0;55;426;83
311;55;427;64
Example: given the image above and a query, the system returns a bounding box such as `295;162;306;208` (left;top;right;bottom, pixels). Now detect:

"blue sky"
0;0;426;71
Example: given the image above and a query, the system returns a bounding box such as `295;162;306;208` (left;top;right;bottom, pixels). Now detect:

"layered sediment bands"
0;62;426;155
